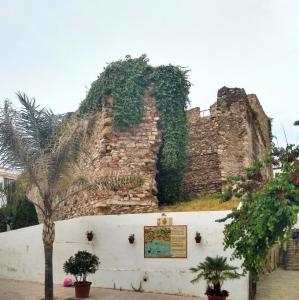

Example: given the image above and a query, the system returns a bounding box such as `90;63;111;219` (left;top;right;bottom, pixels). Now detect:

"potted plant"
128;234;135;244
195;232;202;243
86;230;94;241
190;256;241;300
63;250;100;298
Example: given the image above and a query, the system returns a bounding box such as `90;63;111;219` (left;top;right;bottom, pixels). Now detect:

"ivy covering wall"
79;55;191;204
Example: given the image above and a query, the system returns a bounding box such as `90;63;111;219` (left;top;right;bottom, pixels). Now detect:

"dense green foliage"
190;256;241;296
12;198;38;229
218;144;299;275
0;209;7;231
79;55;153;128
0;182;38;232
63;250;100;282
79;55;190;204
153;66;189;203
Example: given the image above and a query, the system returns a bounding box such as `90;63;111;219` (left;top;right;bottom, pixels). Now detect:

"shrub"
63;250;100;283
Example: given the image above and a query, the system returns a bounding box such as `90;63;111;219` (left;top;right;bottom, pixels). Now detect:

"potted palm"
63;250;100;298
190;256;241;300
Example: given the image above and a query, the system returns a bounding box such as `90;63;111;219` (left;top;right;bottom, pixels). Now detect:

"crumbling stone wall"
55;86;271;220
56;87;161;220
183;108;222;196
182;87;272;197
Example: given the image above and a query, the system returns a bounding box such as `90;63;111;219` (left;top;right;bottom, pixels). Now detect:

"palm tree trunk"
214;282;221;294
43;216;55;300
44;244;53;300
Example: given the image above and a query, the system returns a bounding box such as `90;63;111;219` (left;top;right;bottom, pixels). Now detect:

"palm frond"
16;92;62;151
46;115;88;192
190;273;203;284
96;173;144;191
0;100;33;169
221;271;242;279
0;93;62;170
52;172;145;212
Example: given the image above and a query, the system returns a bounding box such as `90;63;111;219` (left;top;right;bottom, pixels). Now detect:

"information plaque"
144;225;187;258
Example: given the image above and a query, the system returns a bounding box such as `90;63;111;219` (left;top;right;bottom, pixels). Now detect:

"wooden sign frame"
144;225;187;258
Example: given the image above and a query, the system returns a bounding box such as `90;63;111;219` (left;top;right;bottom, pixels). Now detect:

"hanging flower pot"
195;232;202;243
128;234;135;244
86;231;94;242
292;174;299;186
276;192;286;200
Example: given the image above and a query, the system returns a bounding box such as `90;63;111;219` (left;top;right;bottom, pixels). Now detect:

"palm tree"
190;256;241;298
0;93;85;300
0;93;142;300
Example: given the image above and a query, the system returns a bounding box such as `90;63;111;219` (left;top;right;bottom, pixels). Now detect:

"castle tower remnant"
182;86;272;197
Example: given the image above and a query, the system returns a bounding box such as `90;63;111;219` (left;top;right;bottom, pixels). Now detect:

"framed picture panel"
144;225;187;258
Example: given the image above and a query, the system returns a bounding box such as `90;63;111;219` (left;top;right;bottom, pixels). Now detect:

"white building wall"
0;211;249;300
294;217;299;229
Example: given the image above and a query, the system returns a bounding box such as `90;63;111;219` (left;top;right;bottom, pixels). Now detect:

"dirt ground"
0;278;203;300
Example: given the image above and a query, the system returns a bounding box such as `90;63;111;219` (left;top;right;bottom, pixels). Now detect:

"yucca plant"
190;256;241;299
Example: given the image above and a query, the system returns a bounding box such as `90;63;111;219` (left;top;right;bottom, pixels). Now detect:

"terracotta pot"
195;236;202;243
128;237;135;244
87;233;93;241
75;281;92;298
207;295;227;300
292;176;299;186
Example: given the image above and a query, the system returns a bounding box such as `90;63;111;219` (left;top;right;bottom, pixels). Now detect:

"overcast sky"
0;0;298;145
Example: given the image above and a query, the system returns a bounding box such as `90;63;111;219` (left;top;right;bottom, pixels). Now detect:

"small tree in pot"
190;256;241;300
63;250;99;298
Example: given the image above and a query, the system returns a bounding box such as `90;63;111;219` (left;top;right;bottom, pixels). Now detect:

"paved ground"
255;268;299;300
0;278;203;300
2;270;298;300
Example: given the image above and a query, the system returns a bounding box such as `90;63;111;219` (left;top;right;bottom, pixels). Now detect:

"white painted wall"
0;211;249;300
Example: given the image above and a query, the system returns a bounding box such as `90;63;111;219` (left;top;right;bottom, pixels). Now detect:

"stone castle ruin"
56;86;271;220
182;87;272;197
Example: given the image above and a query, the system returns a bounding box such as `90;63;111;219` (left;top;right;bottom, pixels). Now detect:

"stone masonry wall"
56;87;161;220
54;85;271;220
216;87;257;180
182;108;222;196
247;94;272;179
182;87;272;197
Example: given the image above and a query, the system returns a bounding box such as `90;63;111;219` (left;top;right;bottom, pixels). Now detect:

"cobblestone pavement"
255;268;299;300
0;278;204;300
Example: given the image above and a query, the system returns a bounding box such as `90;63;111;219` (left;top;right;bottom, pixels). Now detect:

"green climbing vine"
79;55;153;128
153;66;190;203
79;55;190;204
217;144;299;275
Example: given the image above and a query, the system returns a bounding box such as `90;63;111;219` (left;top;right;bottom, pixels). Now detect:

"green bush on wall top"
79;55;191;204
79;55;153;128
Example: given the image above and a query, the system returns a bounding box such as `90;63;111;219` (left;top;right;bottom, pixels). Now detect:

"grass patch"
159;195;240;212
